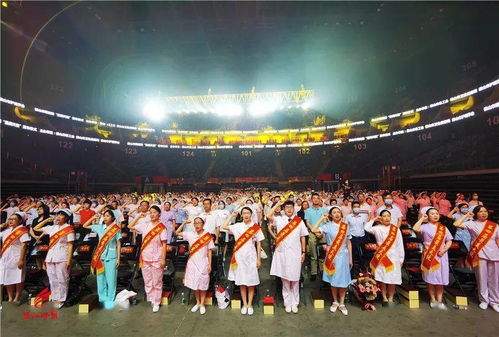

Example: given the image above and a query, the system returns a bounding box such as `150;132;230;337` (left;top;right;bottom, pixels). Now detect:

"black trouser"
350;235;367;275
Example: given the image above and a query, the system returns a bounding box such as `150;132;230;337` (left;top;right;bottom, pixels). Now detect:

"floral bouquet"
351;272;380;311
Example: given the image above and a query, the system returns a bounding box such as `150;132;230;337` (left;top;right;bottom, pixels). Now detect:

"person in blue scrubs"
312;206;352;315
83;209;121;309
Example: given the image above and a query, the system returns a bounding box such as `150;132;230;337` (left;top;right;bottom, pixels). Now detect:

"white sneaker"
490;303;499;312
479;302;488;310
241;306;247;315
291;306;298;314
191;304;199;313
152;304;160;313
247;306;254;315
285;306;291;313
199;306;206;315
437;302;447;311
339;305;348;316
429;301;438;309
330;302;339;313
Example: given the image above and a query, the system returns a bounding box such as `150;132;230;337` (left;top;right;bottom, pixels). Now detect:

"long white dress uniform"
364;220;405;285
227;222;265;286
270;215;308;281
0;226;31;285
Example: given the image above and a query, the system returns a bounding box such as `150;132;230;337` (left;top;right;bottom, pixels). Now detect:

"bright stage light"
215;103;243;117
249;101;278;117
302;101;313;110
142;100;166;122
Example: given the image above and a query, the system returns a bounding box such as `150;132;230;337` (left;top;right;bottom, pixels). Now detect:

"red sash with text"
275;216;302;248
90;224;120;275
48;226;74;251
1;226;28;255
230;224;260;271
323;222;348;275
370;225;398;273
421;223;446;274
466;220;497;268
139;222;166;268
188;232;212;260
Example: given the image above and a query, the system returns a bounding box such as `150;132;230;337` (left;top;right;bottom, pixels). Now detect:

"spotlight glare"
215;103;243;117
142;100;166;122
302;101;312;110
249;101;278;117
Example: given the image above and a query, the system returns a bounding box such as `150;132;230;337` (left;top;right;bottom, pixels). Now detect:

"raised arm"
311;214;328;237
364;218;377;234
82;214;99;229
32;217;54;232
265;199;283;222
412;214;427;233
453;212;473;229
128;212;145;230
174;220;191;235
221;211;238;232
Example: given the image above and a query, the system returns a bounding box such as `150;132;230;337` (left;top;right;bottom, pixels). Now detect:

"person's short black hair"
383;192;391;198
83;199;92;205
241;206;253;214
192;197;199;202
311;192;320;198
352;201;360;207
425;207;439;216
472;206;487;220
203;198;212;204
140;200;150;206
150;205;161;214
283;200;295;208
103;209;116;222
380;209;391;217
226;197;232;201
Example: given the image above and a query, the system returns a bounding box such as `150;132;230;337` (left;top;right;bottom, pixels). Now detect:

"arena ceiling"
2;1;499;130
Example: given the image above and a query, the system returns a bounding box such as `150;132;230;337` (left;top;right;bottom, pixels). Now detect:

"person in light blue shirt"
83;209;121;309
175;200;188;225
304;192;327;280
344;201;369;274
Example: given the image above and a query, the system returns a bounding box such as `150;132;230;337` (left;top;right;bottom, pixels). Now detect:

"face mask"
218;204;225;209
461;208;469;214
353;208;360;214
385;199;393;205
10;203;15;207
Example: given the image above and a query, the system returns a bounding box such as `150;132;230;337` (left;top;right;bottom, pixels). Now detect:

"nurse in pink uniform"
454;206;499;312
176;216;214;315
128;205;167;313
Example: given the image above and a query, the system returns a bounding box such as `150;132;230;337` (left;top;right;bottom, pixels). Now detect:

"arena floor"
2;255;498;337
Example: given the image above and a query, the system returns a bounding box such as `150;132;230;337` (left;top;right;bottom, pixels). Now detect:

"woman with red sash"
0;212;30;303
312;206;352;315
222;206;265;316
413;207;453;310
32;209;75;309
176;216;214;315
364;210;405;306
128;205;167;313
82;209;121;309
454;206;499;312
